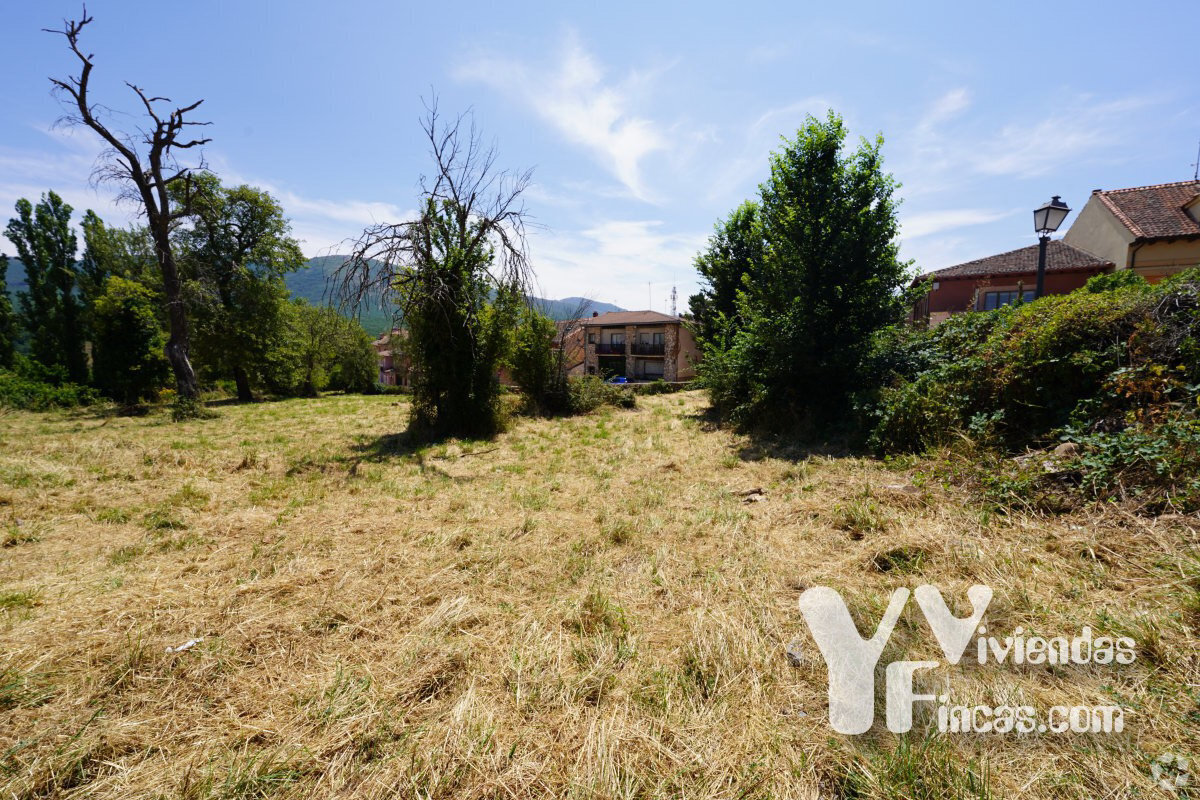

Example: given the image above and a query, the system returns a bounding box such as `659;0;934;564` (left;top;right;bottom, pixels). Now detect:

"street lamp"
1033;195;1071;298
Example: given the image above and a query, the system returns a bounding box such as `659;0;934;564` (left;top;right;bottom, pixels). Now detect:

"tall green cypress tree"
0;254;15;370
5;192;87;383
698;112;910;430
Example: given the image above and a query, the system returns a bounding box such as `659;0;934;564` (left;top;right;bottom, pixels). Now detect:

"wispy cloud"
917;87;970;134
967;96;1152;178
456;33;668;202
1;136;412;259
900;207;1016;240
527;219;706;310
702;96;834;202
901;90;1161;193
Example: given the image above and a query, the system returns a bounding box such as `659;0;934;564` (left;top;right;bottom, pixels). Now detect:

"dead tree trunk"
46;11;209;400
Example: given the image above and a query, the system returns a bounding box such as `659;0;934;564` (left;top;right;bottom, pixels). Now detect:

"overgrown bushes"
567;376;636;413
0;358;98;411
867;269;1200;511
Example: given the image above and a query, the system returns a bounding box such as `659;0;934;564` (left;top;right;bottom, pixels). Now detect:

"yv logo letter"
798;584;993;734
798;587;909;735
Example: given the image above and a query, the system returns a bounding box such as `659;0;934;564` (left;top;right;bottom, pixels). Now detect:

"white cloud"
968;97;1151;178
900;207;1016;240
919;88;971;132
527;219;707;311
0;135;412;258
457;34;668;202
900;91;1159;192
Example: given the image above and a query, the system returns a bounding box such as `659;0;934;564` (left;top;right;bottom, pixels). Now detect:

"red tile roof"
582;310;680;326
1094;180;1200;240
920;240;1113;281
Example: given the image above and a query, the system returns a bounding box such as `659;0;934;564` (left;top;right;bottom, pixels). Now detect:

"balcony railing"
596;342;625;355
631;342;665;355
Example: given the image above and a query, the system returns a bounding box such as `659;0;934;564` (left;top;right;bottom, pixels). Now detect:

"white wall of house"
1063;195;1134;267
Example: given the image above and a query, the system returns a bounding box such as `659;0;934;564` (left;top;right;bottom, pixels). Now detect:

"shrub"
1084;270;1150;293
867;280;1158;453
0;368;98;411
91;275;170;406
1065;408;1200;513
567;376;635;414
871;270;1200;513
511;309;571;415
630;379;688;396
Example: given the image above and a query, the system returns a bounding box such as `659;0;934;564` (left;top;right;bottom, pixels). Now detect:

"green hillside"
285;256;624;336
3;255;624;339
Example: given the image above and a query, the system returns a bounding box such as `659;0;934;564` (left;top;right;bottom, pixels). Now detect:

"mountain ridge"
2;255;623;337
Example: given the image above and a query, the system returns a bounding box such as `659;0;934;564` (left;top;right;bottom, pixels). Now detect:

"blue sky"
2;1;1197;311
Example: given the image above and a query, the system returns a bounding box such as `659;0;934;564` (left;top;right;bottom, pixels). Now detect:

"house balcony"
595;343;626;355
631;342;665;356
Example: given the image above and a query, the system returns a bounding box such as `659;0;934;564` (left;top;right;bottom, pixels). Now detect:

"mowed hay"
0;391;1195;799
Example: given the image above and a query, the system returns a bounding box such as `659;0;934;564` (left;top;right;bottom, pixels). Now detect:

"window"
609;333;625;345
652;332;664;346
587;333;595;344
981;290;1034;311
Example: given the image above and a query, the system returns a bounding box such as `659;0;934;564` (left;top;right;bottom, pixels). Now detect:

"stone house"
580;310;701;382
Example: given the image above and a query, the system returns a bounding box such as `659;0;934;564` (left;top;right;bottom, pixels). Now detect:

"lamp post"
1033;195;1071;299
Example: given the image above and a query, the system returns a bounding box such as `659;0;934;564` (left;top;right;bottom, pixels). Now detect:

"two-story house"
580;310;700;382
913;180;1200;325
372;330;411;387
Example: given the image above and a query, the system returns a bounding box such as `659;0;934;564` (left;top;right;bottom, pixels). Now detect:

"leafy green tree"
688;200;764;348
91;276;169;405
79;211;164;393
326;321;379;394
700;112;909;430
79;211;159;304
337;104;532;438
0;254;15;369
511;307;576;414
5;192;87;383
176;175;305;401
266;300;378;396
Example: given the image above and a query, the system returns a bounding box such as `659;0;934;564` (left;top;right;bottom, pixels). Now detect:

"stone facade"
579;311;698;382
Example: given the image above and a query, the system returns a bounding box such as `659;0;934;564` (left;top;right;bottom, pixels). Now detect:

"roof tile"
1095;180;1200;240
582;310;680;326
921;240;1113;281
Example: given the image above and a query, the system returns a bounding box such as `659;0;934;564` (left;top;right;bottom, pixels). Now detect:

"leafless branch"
333;97;537;325
44;6;212;398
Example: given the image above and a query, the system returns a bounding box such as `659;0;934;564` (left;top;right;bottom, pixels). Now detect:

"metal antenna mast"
1193;138;1200;181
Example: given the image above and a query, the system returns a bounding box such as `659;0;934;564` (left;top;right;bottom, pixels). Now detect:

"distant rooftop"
581;310;680;326
920;240;1113;282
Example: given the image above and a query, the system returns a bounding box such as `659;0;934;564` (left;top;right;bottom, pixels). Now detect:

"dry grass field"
0;390;1197;799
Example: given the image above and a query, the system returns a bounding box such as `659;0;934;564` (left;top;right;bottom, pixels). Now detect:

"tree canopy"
337;103;533;438
176;174;305;401
4;192;87;383
699;111;910;431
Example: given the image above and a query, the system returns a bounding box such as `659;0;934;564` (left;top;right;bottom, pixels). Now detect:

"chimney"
591;311;598;317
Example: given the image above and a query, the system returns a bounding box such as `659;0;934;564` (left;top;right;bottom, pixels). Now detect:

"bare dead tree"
334;99;534;316
335;99;536;436
45;9;210;400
